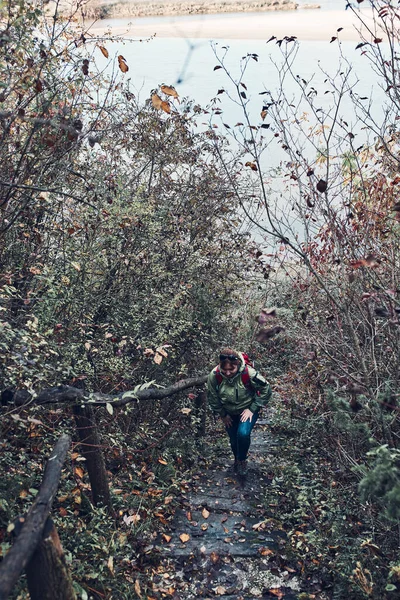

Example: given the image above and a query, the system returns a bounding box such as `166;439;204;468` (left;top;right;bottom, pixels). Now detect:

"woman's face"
220;361;239;378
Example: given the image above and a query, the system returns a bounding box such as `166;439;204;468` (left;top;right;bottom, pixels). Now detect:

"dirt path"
155;419;301;599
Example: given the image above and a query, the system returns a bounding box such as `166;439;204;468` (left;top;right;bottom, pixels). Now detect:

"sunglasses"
219;354;240;362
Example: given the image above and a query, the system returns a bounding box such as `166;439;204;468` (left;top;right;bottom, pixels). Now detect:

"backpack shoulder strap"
241;365;252;389
214;366;223;389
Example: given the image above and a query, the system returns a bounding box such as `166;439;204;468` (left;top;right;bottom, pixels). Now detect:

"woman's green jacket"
207;353;272;417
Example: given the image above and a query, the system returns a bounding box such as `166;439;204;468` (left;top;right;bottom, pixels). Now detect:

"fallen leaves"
107;555;114;575
74;466;84;479
123;513;141;526
214;585;227;595
259;546;275;556
179;533;190;543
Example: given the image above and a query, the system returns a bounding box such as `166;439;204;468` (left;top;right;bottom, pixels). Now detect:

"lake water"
92;33;383;132
88;2;387;245
89;2;380;114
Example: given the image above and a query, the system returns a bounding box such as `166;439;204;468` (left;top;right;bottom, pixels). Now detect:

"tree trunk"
73;405;113;514
0;434;71;600
26;518;76;600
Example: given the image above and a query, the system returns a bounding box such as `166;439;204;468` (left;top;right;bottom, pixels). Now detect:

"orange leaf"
259;546;275;556
107;555;114;575
134;579;141;596
268;589;284;599
118;55;129;73
158;458;168;465
179;533;190;543
99;45;109;58
245;161;258;171
160;85;178;98
154;352;163;365
74;466;84;479
156;346;168;358
210;551;219;564
59;507;68;517
202;508;210;519
155;513;168;525
152;93;163;109
161;100;171;114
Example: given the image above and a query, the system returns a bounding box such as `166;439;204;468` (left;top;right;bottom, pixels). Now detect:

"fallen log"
0;434;71;600
12;375;208;407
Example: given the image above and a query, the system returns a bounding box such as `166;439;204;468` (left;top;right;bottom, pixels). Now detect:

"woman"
207;348;272;477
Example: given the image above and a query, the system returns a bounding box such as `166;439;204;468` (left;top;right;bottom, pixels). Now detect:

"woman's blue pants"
225;411;259;461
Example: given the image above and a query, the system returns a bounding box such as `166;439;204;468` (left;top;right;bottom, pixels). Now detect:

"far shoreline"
60;0;319;20
86;8;371;42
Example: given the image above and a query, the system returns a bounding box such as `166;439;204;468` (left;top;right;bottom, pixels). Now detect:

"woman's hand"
240;409;253;422
221;415;233;427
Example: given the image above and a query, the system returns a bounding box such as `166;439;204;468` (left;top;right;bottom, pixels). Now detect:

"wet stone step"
165;510;285;558
165;539;267;558
155;425;302;599
187;494;251;514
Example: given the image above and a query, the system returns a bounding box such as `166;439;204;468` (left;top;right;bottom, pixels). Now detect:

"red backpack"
214;352;254;391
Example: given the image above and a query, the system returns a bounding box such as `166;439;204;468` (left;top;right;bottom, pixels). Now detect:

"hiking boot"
237;460;247;477
233;459;239;473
